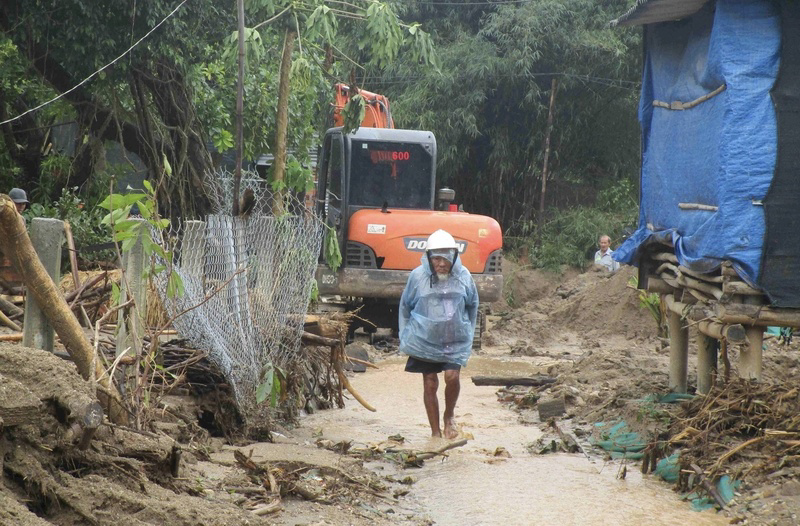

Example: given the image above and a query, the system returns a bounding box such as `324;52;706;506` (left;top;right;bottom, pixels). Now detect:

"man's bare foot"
431;430;442;438
444;419;459;440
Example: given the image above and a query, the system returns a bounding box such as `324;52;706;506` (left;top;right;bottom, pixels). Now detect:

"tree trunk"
0;195;127;424
272;27;297;215
535;78;558;244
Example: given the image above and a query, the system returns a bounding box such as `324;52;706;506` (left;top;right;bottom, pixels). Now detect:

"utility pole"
233;0;245;216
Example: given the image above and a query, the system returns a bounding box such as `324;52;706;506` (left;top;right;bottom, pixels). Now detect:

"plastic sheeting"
615;0;781;287
398;255;479;367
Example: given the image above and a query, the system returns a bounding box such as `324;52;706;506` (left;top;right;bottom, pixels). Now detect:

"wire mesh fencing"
151;171;324;421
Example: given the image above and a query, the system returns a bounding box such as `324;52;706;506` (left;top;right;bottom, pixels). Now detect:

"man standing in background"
9;188;29;214
594;234;619;272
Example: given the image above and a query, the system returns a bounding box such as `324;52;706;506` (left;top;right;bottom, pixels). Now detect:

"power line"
355;71;640;90
414;0;534;5
0;0;190;127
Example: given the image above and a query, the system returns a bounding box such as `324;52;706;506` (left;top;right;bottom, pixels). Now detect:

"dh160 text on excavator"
315;84;503;343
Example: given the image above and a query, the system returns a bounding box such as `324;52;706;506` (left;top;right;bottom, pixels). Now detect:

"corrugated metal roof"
610;0;712;27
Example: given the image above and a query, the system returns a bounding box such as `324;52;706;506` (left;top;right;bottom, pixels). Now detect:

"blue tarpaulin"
615;0;781;286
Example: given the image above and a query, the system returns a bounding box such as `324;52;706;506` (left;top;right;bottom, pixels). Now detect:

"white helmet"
426;229;458;252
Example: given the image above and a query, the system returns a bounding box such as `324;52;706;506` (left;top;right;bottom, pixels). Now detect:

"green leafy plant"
98;179;184;298
256;364;286;407
628;276;666;337
323;225;342;272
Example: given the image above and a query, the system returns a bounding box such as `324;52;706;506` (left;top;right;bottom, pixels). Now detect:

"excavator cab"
316;127;437;252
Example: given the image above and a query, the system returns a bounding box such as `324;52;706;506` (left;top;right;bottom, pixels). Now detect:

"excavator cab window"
348;140;433;209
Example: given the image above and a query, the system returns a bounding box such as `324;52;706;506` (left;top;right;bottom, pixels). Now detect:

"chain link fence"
152;171;324;420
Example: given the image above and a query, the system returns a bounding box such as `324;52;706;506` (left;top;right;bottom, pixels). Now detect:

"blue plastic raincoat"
398;254;479;367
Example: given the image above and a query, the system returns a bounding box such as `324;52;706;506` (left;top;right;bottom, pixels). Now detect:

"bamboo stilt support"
695;332;717;395
740;297;764;381
667;308;688;393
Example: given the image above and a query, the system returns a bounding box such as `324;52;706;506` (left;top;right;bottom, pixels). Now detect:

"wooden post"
739;297;763;380
667;308;688;393
695;332;717;395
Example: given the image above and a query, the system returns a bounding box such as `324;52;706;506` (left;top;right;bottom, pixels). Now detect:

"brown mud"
1;261;800;524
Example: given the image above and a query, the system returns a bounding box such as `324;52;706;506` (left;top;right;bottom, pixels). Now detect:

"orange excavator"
315;84;503;343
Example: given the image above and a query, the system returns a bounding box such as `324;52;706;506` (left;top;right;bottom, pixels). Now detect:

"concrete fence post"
116;219;147;362
23;218;65;353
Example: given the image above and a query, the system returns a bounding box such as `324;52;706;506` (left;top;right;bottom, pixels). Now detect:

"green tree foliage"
380;0;642;235
0;0;434;218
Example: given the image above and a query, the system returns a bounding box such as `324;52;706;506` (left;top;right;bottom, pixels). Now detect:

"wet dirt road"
300;351;729;526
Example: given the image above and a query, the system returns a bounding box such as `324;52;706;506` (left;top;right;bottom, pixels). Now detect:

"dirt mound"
0;343;404;526
492;263;657;347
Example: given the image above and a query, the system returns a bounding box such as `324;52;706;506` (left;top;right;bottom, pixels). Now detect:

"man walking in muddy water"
399;229;479;439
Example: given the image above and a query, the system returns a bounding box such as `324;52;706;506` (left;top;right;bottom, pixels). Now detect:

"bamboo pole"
667;306;689;393
696;320;746;345
651;252;678;264
662;294;714;322
0;307;21;331
678;265;725;283
0;195;127;424
722;280;765;297
644;276;675;295
695;332;717;395
715;303;800;328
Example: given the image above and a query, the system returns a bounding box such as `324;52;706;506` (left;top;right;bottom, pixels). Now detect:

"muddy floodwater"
300;351;728;526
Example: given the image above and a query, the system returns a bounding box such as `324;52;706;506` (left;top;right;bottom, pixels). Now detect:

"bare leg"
422;373;442;437
443;369;461;439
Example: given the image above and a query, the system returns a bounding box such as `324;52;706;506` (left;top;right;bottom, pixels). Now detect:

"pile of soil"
0;344;413;526
489;261;800;524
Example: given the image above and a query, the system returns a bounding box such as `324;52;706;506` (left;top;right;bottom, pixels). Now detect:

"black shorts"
405;356;461;374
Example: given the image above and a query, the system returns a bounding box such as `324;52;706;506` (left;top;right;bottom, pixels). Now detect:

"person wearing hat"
9;188;29;214
398;229;479;439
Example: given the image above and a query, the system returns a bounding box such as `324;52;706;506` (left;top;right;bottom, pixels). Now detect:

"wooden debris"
414;439;468;461
549;420;583;455
0;197;126;423
471;375;556;387
690;463;728;510
0;296;23;318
